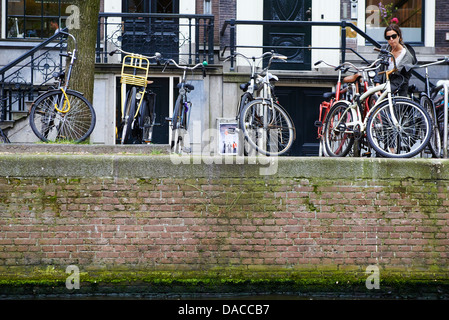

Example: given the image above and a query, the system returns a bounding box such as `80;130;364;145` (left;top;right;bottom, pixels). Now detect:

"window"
7;0;72;39
204;0;212;15
365;0;424;44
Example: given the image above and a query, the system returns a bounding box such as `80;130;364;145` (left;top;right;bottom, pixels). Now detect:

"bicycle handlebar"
224;51;287;64
316;59;382;75
412;56;449;69
162;59;208;77
108;48;162;61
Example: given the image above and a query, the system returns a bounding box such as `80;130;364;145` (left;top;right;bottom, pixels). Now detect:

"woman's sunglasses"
385;34;398;41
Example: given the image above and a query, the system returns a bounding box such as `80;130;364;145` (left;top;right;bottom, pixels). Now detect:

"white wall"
311;0;341;67
235;0;341;70
236;0;264;67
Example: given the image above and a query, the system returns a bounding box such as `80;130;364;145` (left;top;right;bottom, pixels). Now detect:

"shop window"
365;0;424;44
7;0;72;39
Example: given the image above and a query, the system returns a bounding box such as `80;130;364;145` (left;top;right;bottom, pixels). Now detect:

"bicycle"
410;57;449;158
29;31;96;143
225;51;295;156
314;60;364;156
323;49;432;158
109;48;161;144
163;59;208;154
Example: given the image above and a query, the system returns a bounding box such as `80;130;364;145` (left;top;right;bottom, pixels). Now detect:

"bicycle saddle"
52;70;65;80
323;91;335;100
240;82;249;92
343;73;361;83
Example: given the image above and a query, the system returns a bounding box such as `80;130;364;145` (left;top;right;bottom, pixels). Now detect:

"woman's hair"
384;24;404;45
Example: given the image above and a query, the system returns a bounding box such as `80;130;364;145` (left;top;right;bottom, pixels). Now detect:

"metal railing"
220;19;427;85
96;12;215;65
220;19;379;70
0;28;67;122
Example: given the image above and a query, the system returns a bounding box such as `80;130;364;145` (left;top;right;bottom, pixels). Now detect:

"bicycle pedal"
314;121;323;128
362;152;372;157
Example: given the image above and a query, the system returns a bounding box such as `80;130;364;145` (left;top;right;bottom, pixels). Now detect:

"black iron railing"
220;19;428;86
0;29;67;122
220;19;381;70
96;12;215;65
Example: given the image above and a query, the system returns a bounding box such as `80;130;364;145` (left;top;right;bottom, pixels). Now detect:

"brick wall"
0;155;448;296
436;0;449;54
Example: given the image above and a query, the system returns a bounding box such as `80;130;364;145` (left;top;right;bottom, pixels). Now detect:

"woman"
373;24;417;96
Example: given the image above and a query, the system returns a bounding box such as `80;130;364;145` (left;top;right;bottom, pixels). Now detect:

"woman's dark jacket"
373;43;417;96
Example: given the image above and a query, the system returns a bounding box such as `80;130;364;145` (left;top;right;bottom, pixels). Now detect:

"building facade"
0;0;448;156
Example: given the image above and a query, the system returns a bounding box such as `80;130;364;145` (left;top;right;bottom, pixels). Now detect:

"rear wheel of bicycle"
239;99;295;156
366;98;432;158
323;101;354;157
420;95;441;158
141;91;156;144
121;87;137;144
171;95;187;153
29;89;96;143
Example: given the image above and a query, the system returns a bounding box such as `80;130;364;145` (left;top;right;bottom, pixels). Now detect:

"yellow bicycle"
110;48;161;144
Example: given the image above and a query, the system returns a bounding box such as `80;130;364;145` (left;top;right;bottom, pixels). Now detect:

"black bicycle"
411;57;449;158
163;59;207;154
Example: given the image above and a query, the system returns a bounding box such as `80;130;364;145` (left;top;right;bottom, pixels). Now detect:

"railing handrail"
99;12;214;19
0;28;68;77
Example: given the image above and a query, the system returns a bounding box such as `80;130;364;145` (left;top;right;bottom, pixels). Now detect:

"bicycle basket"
121;55;150;88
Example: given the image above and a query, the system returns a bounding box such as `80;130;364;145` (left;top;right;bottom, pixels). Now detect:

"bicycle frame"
163;59;206;124
331;72;398;138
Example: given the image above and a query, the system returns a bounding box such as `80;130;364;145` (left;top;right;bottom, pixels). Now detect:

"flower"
378;2;398;26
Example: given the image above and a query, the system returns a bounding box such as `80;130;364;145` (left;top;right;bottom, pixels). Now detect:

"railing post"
208;16;214;64
96;15;102;63
341;20;346;63
230;19;235;71
194;17;199;64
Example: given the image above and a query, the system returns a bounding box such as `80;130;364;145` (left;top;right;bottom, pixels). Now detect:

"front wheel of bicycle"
366;98;432;158
323;101;354;157
171;94;188;154
239;99;295;156
29;89;96;143
121;86;137;144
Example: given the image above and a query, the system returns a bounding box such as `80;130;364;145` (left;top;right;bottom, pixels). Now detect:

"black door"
122;0;179;60
275;86;330;156
263;0;312;70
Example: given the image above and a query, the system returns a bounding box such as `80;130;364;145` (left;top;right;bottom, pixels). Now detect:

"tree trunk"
67;0;100;104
